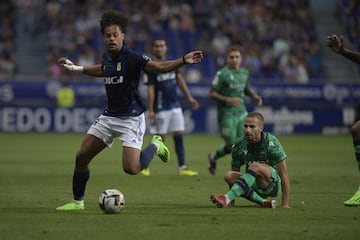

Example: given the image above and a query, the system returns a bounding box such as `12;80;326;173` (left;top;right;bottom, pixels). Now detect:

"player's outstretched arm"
326;35;360;64
145;51;203;73
57;57;102;77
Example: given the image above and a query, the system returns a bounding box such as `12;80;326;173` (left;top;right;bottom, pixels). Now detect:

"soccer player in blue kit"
55;9;203;211
141;38;200;177
327;34;360;206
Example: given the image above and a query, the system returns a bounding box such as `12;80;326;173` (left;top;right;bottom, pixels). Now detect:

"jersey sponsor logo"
229;83;246;89
103;76;124;84
156;72;176;82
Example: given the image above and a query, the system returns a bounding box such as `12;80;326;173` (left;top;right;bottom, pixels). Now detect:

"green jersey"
211;66;250;117
231;131;287;169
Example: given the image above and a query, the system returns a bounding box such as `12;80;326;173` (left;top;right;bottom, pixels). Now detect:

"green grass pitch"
0;133;359;240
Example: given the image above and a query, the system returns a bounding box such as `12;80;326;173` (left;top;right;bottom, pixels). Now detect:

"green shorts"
253;166;281;198
218;111;247;145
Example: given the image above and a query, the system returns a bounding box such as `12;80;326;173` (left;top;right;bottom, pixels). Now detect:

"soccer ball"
98;189;125;214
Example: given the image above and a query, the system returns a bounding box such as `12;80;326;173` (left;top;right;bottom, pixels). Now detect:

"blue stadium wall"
0;80;358;134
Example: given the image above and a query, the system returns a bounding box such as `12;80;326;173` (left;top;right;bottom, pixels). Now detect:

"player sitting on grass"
210;111;290;208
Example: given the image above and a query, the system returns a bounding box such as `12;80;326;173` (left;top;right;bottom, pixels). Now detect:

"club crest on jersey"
117;62;121;71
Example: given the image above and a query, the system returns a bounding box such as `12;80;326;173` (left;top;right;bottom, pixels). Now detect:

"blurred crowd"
45;0;322;83
0;0;16;79
3;0;353;83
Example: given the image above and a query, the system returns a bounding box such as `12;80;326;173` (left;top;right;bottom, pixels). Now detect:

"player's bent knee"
224;171;241;185
248;162;261;170
224;173;233;185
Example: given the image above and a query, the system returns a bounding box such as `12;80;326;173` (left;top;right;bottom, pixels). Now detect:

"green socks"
213;144;230;160
225;170;265;205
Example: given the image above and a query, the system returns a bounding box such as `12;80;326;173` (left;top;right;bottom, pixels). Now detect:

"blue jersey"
101;46;149;117
145;70;180;112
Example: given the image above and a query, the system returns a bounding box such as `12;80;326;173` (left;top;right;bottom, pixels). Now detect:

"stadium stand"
3;0;358;82
0;0;16;79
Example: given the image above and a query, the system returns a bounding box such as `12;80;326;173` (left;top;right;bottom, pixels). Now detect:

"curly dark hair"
100;9;128;35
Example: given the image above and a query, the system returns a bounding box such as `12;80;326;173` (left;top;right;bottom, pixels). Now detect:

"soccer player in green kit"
210;112;290;208
208;46;263;175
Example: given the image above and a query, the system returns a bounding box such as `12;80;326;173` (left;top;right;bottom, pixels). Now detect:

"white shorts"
149;107;185;134
87;114;145;150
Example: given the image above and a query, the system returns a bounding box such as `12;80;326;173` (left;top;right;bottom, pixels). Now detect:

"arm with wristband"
144;50;203;73
57;57;102;77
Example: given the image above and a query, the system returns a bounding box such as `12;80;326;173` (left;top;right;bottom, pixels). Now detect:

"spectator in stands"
326;34;360;206
17;0;36;37
211;28;231;55
0;1;16;79
260;43;278;79
306;43;324;79
280;53;309;84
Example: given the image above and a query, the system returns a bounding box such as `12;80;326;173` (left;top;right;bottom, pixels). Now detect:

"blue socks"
174;134;185;167
73;170;89;200
139;143;157;169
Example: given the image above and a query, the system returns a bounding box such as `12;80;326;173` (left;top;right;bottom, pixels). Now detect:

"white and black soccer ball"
99;189;125;214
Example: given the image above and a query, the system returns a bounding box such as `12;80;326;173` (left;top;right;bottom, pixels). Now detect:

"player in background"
55;9;203;211
141;38;199;176
210;111;290;208
208;46;263;175
326;34;360;206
